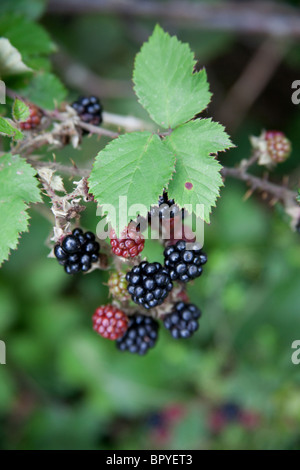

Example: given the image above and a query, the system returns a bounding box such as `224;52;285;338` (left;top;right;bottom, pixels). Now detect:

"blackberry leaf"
164;119;234;223
0;153;42;266
133;25;211;129
88;132;175;233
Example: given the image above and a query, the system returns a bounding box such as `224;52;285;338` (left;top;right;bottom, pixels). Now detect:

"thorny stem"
30;157;298;206
221;166;297;203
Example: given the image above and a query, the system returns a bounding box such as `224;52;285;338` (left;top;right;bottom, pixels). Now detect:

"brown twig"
46;0;300;38
52;49;132;99
221;166;297;203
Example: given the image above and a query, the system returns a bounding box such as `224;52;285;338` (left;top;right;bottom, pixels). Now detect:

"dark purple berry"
126;262;173;309
163;302;201;339
164;240;207;283
116;314;159;355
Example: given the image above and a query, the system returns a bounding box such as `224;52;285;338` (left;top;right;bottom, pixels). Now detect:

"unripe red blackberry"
19;105;42;130
265;131;291;163
251;130;291;167
108;271;130;301
110;222;145;258
92;305;129;340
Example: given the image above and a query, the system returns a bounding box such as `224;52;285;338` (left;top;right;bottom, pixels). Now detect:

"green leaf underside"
164;119;233;223
13;98;30;122
133;25;211;129
0;37;32;76
0;153;42;265
88;132;175;232
0;117;23;140
21;73;67;109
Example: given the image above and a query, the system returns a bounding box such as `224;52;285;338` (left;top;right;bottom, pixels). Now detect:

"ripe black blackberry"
148;191;183;221
163;302;201;339
164;240;207;282
126;262;173;309
54;228;100;274
71;96;103;126
116;314;159;355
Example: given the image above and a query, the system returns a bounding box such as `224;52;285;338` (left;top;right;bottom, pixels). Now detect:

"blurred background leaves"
1;0;300;450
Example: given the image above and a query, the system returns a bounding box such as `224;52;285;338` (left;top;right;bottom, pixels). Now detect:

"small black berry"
164;240;207;282
71;95;103;127
116;314;159;355
54;228;100;274
126;262;173;309
163;302;201;339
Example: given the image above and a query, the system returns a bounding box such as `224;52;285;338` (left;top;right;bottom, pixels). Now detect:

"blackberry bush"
164;240;207;282
163;302;201;339
54;228;100;274
126;261;173;309
116;314;159;355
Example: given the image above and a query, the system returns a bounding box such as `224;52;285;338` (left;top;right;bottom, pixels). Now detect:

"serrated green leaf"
89;132;175;231
0;197;30;264
0;153;42;265
0;117;23;140
0;14;55;56
21;72;67;109
133;25;211;129
164;119;233;223
12;98;30;122
0;38;32;77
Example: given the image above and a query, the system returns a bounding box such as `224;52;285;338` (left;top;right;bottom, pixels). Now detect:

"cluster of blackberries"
125;240;207;310
54;228;100;274
71;95;103;126
92;300;202;355
164;240;207;282
126;262;173;309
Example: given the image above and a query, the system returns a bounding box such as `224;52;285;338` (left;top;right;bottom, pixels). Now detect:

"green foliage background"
1;0;300;450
